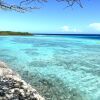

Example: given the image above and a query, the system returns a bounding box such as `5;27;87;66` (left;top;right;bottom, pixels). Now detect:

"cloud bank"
89;23;100;31
61;25;81;33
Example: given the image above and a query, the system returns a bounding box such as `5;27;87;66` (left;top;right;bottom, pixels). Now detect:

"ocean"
0;35;100;100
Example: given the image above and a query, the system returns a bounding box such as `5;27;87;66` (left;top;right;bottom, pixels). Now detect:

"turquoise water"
0;35;100;100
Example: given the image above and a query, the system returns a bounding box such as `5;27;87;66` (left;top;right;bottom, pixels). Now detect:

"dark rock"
0;89;5;97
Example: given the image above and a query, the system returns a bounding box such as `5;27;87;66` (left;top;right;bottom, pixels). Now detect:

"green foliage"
0;31;33;36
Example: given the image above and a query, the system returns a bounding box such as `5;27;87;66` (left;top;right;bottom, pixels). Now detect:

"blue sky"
0;0;100;34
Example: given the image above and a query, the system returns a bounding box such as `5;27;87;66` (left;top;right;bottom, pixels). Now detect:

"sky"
0;0;100;34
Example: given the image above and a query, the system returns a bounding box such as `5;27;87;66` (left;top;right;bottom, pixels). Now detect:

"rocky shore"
0;61;44;100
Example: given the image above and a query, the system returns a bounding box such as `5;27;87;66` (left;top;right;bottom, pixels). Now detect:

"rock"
0;89;5;97
0;61;44;100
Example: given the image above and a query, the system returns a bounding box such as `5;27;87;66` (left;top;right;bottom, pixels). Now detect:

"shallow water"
0;35;100;100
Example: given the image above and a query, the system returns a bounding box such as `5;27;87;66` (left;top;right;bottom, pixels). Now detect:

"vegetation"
0;0;82;12
0;31;33;36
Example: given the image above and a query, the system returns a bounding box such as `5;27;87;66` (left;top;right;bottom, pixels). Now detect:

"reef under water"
0;35;100;100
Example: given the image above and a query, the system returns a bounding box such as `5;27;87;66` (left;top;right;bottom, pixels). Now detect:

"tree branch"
0;0;82;12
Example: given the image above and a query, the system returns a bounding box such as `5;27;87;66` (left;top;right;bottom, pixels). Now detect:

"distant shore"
0;31;33;36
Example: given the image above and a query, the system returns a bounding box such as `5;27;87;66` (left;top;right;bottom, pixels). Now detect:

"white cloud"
61;25;81;32
61;26;69;32
89;23;100;31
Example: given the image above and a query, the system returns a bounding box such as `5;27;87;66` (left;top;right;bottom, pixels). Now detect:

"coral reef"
0;61;44;100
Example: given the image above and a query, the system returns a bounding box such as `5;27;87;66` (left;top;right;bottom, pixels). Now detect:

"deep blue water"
34;34;100;39
0;35;100;100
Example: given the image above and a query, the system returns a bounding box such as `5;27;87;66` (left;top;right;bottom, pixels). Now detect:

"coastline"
0;31;33;36
0;61;44;100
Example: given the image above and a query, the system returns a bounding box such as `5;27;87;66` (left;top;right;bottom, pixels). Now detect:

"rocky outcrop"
0;61;44;100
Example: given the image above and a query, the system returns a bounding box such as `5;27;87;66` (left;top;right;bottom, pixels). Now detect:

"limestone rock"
0;61;44;100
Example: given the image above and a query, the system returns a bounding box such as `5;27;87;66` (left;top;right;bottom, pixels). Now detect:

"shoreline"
0;61;44;100
0;31;33;36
